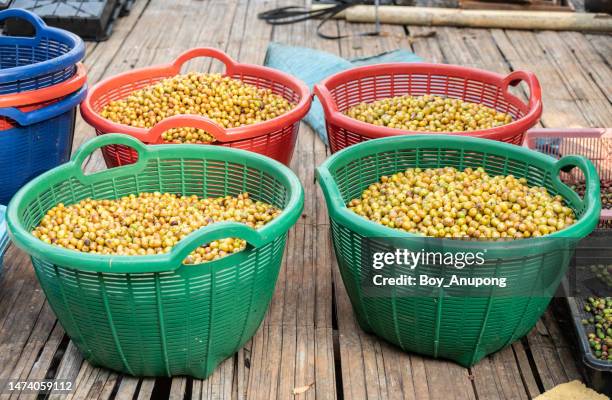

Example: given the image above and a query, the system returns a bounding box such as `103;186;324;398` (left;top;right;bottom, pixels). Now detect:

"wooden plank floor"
1;1;610;399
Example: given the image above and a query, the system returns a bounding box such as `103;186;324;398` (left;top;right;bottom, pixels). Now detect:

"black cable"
257;1;380;40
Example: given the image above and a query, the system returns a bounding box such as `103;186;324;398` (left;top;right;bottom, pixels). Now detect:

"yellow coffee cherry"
347;167;576;239
32;192;282;264
345;94;513;132
100;72;295;143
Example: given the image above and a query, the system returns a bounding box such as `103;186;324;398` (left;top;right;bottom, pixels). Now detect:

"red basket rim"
80;48;312;143
0;63;87;108
314;62;543;140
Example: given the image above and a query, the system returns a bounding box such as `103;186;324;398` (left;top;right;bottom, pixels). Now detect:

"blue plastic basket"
0;8;85;95
0;205;8;273
0;85;86;205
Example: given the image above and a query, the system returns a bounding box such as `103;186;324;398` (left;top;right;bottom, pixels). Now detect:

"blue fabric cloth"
264;42;423;145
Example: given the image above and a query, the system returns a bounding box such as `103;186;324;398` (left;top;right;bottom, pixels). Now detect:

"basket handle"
166;221;267;268
552;155;600;216
71;134;148;178
139;115;229;144
314;83;339;114
171;48;238;75
502;70;542;111
0;9;47;44
0;85;87;126
315;166;345;220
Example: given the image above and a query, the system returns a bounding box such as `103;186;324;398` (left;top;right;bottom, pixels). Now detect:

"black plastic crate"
574;229;612;277
572;226;612;294
563;224;612;396
567;296;612;397
6;0;121;41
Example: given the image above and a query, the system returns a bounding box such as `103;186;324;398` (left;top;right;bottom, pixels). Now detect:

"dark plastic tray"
565;230;611;397
573;229;612;276
567;295;612;397
6;0;120;41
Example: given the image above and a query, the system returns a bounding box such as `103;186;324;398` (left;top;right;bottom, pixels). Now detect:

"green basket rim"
316;135;601;255
7;134;304;273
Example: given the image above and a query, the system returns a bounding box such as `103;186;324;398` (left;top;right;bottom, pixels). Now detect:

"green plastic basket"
317;135;600;367
7;134;304;379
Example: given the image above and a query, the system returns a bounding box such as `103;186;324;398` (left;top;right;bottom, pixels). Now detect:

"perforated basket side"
329;213;564;366
0;40;77;94
0;86;85;204
329;72;525;120
97;121;301;167
0;108;77;205
9;139;303;378
90;69;304;166
0;9;85;93
326;121;524;154
31;234;286;378
316;64;542;152
317;135;600;366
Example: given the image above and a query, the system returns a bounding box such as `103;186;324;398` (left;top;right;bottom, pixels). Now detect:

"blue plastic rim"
0;9;85;94
0;86;86;205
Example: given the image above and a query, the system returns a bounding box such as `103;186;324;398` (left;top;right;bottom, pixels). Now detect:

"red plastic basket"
95;114;304;168
0;63;87;108
80;48;311;167
314;63;543;153
0;63;87;130
525;127;612;227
